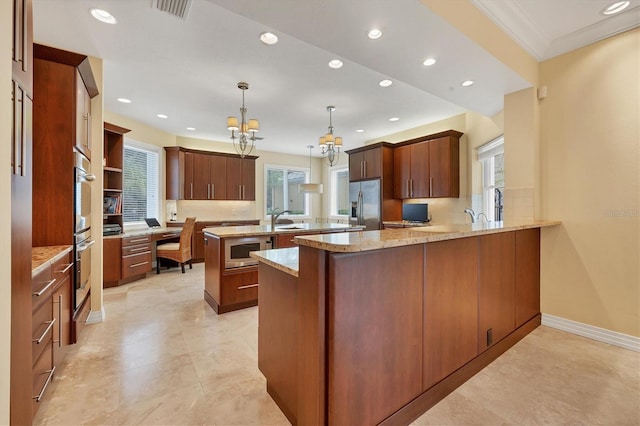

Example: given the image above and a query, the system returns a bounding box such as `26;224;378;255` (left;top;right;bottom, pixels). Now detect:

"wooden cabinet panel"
393;145;411;198
184;151;195;199
192;152;210;199
327;246;423;425
348;147;382;180
31;337;53;417
31;296;53;370
348;150;365;181
424;238;479;390
242;157;256;200
515;228;541;327
479;232;515;352
226;156;256;200
52;274;72;369
411;141;430;198
209;154;227;199
103;238;122;286
429;136;459;198
204;234;222;303
75;70;91;160
122;252;152;279
12;0;33;95
221;270;259;306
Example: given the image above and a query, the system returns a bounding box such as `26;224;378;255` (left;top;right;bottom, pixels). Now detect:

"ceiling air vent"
153;0;192;20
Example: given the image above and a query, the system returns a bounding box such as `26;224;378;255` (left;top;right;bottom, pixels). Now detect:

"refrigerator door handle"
358;190;364;225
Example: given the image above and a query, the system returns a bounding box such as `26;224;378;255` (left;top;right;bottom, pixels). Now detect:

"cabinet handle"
406;179;410;198
129;261;149;268
190;183;193;199
33;320;56;344
360;161;364;178
364;161;367;178
211;184;215;199
429;177;433;197
56;294;62;347
128;238;148;244
123;251;150;259
33;366;56;402
238;283;259;290
57;262;74;274
129;247;148;252
410;179;414;198
239;185;242;199
20;90;26;177
207;183;210;199
87;112;92;152
161;233;177;238
33;279;56;297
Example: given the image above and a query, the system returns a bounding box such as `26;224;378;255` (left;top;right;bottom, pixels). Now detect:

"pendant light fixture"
319;106;342;167
299;145;323;194
227;82;262;158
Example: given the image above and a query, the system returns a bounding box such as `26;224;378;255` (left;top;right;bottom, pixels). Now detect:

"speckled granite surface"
250;247;299;277
294;220;561;253
32;245;73;277
203;223;361;238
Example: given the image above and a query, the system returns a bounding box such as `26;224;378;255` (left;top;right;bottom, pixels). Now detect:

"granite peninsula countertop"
294;220;561;253
32;245;73;277
250;247;299;277
203;223;361;238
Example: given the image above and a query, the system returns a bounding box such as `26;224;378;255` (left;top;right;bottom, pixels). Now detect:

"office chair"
156;216;196;274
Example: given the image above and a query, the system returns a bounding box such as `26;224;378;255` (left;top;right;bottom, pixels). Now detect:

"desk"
104;227;182;287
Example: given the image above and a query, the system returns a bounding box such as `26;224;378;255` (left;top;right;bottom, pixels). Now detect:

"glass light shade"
334;137;343;146
248;119;259;132
299;183;323;194
227;117;239;130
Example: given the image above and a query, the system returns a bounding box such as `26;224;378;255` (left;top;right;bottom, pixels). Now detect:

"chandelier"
319;106;342;166
227;82;261;158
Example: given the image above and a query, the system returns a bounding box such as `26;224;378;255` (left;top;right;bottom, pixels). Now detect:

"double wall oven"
74;153;95;310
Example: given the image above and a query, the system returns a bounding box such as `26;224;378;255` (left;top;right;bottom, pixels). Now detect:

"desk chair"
156;216;196;274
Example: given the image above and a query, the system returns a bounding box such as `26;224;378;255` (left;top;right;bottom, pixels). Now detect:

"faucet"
464;208;476;223
270;208;293;229
477;213;489;224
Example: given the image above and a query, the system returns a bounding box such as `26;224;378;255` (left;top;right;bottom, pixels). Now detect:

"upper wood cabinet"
12;0;33;96
393;130;462;199
75;70;92;160
348;146;383;180
165;147;257;201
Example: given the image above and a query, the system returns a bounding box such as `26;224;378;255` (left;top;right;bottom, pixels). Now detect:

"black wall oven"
73;153;95;310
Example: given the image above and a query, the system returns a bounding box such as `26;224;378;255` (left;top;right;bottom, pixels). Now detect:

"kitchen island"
251;220;560;425
202;223;361;313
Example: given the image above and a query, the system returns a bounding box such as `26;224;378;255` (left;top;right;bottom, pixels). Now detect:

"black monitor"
402;203;428;223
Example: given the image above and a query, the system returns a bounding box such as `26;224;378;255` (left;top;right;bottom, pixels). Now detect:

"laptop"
144;218;162;228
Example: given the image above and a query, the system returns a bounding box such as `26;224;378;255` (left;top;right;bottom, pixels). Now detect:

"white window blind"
123;142;159;223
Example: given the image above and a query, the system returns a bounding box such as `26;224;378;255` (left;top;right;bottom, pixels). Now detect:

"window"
330;167;350;217
264;165;309;217
478;136;504;222
123;140;160;224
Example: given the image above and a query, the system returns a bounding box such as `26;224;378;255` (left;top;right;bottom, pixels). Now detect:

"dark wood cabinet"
479;231;516;352
393;130;462;199
515;228;541;327
52;252;73;370
121;235;152;280
103;238;122;287
31;263;55;418
103;122;130;232
348;146;384;180
75;70;92;160
165;147;257;200
12;0;33;95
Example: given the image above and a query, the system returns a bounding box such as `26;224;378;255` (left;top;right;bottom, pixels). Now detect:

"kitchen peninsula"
203;223;361;313
251;220;560;425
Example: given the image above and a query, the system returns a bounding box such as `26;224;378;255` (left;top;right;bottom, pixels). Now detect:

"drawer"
122;235;152;246
32;266;54;312
154;231;181;241
221;270;259;305
32;339;54;415
52;253;73;287
32;298;54;367
122;243;151;257
122;252;152;279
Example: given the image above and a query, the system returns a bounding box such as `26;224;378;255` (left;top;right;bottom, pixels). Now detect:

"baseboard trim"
541;313;639;352
86;308;105;324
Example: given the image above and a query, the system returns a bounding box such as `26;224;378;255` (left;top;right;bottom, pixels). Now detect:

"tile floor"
33;263;640;425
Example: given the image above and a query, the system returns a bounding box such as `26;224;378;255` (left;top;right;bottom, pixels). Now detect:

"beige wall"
539;29;640;337
1;1;12;421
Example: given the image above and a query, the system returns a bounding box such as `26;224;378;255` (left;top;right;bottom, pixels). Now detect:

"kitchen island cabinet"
251;220;559;425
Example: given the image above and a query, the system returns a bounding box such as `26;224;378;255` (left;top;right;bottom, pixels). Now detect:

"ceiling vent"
153;0;192;20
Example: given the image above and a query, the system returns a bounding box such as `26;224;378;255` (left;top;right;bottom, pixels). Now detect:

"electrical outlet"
487;328;493;346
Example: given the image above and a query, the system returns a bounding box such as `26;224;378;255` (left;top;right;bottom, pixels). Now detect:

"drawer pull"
33;366;56;402
128;238;148;244
238;283;259;290
129;247;149;252
129;261;149;268
122;251;151;259
57;262;74;274
34;320;55;344
161;234;177;238
33;279;56;297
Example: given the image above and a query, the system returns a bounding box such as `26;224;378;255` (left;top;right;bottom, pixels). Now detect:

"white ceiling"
32;0;639;157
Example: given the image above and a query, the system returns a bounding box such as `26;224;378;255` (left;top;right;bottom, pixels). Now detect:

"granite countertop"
250;247;299;277
103;226;182;239
32;245;73;277
294;220;562;253
382;221;432;227
203;223;362;238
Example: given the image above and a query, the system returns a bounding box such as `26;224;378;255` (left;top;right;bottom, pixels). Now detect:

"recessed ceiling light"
389;117;399;122
186;127;196;131
356;129;365;133
90;8;117;24
157;114;168;119
423;58;436;66
461;80;474;87
117;98;131;103
368;29;382;39
259;32;278;45
602;1;630;15
328;59;343;69
379;79;393;87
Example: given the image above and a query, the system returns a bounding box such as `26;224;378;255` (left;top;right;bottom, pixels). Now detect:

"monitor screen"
402;203;428;222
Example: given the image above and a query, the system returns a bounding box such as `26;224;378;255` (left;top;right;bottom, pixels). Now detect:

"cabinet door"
515;228;540;327
12;0;33;95
52;273;71;369
192;153;210;200
75;71;91;160
393;145;411;198
429;136;459;198
241;158;256;200
362;147;381;178
478;232;515;353
410;142;430;198
103;238;121;285
209;154;227;200
184;152;195;200
226;156;242;200
194;222;206;260
348;151;364;181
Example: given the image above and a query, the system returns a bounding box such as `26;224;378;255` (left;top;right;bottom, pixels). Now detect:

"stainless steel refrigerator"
349;179;382;230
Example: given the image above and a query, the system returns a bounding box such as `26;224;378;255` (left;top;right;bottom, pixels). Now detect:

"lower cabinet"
121;235;152;281
51;252;73;369
31;265;54;417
